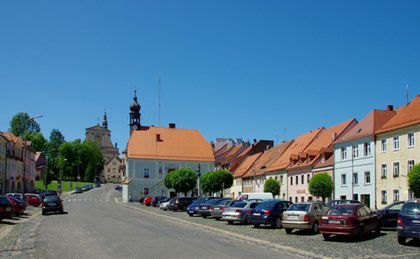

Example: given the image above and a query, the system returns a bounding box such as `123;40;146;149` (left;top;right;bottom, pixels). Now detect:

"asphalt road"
35;185;297;259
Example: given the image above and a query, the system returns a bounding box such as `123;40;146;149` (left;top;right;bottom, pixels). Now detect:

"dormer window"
321;155;326;163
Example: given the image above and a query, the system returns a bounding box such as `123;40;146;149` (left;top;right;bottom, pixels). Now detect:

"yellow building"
375;95;420;209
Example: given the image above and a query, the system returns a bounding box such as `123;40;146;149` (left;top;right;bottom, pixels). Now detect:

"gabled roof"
1;132;25;146
85;124;110;132
243;140;294;178
266;128;324;172
376;95;420;134
313;153;334;169
127;126;215;162
335;111;395;143
232;153;262;178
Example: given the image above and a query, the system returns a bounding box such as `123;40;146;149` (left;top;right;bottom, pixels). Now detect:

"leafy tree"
169;168;197;196
9;112;41;137
164;174;173;189
309;173;333;202
200;170;233;196
408;164;420;198
47;129;65;180
264;178;280;197
24;132;49;153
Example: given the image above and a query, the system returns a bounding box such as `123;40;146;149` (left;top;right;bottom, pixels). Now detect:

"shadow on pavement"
0;220;17;225
324;232;387;243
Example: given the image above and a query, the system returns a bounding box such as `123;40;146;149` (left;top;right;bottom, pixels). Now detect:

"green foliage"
309;173;333;202
200;170;233;196
47;129;65;180
168;168;197;196
9;112;41;137
264;178;280;197
35;180;93;192
25;132;49;153
164;173;173;189
408;164;420;198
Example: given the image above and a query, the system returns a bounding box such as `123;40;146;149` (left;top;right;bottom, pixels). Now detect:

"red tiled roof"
376;95;420;134
232;153;262;178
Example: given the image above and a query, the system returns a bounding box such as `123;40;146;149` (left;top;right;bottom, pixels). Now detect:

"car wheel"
312;221;319;234
253;223;260;228
188;213;194;217
322;234;331;241
397;236;406;245
42;210;46;216
227;221;234;225
357;227;364;239
375;222;381;235
215;218;221;221
285;228;293;234
202;215;207;218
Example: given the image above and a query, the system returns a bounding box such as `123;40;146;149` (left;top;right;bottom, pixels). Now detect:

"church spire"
102;110;108;129
129;90;141;134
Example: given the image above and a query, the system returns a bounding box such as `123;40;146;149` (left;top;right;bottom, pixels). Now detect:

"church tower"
129;90;141;134
102;111;108;129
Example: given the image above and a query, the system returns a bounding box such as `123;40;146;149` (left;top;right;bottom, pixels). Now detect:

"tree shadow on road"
0;221;17;225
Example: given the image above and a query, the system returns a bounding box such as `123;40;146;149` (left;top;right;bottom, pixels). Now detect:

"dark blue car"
249;199;292;228
397;199;420;245
187;197;218;216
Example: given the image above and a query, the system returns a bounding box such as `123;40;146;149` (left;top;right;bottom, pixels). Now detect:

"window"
352;173;358;185
295;197;298;203
381;164;387;179
393;136;400;150
353;145;359;158
393;189;400;202
393;162;400;177
341;147;347;160
364;171;371;184
158;167;163;178
289;197;292;202
381;139;387;152
408;160;415;173
301;197;304;202
307;174;310;183
280;175;283;184
295;176;298;185
341;174;347;186
301;175;304;184
144;168;150;178
364;142;371;156
408;133;415;148
290;177;293;186
144;187;149;195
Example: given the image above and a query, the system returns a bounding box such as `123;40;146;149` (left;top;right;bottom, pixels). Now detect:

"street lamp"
196;164;201;196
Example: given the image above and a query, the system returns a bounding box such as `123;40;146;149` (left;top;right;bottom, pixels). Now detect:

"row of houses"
0;132;37;194
219;95;420;210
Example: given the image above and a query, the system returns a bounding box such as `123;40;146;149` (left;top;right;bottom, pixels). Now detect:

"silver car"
282;201;329;234
222;200;260;224
160;198;175;210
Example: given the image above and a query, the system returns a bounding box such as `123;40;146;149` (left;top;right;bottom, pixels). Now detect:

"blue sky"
1;1;419;149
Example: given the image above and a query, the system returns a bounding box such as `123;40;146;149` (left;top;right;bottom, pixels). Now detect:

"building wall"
334;137;376;209
287;168;313;203
376;124;420;209
103;157;123;182
266;169;288;200
228;177;243;199
0;137;7;194
123;158;215;202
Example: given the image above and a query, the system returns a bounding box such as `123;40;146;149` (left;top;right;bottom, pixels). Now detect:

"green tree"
264;178;280;197
164;173;173;189
47;129;65;180
9;112;41;137
200;170;233;196
169;168;197;196
309;173;333;202
24;132;49;153
408;164;420;198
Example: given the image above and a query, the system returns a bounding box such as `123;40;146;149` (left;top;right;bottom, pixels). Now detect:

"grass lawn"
35;180;94;192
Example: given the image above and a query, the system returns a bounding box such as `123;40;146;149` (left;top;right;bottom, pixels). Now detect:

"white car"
160;200;171;210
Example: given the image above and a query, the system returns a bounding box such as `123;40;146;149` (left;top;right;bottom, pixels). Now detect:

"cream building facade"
0;134;7;194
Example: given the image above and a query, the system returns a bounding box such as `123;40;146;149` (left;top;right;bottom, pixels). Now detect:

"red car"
6;196;25;216
25;193;41;207
320;204;381;240
143;196;153;206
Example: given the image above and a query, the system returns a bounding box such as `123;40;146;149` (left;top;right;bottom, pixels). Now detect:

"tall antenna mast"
406;84;409;105
158;73;161;126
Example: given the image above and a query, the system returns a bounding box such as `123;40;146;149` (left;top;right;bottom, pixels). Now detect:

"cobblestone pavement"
120;199;420;259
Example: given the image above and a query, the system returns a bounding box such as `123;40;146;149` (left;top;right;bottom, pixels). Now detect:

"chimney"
387;105;394;111
156;134;162;142
332;132;338;141
169;123;176;129
253;139;257;144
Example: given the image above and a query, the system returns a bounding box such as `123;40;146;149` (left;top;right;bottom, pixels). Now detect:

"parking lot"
121;200;420;258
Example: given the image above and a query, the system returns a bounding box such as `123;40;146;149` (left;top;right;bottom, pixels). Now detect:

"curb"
115;197;327;259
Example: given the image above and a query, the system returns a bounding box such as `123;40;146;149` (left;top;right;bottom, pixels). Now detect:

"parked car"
24;193;41;207
328;199;360;208
319;204;381;240
210;199;233;220
249;199;293;228
95;182;101;188
74;187;83;194
0;196;14;220
376;201;405;228
397;199;420;245
6;196;25;216
237;192;273;201
143;196;153;206
198;198;225;218
138;196;147;204
282;201;329;234
6;193;27;206
114;185;122;191
187;197;218;216
222;200;260;224
160;197;176;210
42;195;64;215
169;197;196;211
82;185;94;192
152;196;167;207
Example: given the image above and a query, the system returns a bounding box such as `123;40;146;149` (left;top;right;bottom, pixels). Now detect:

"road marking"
114;197;324;259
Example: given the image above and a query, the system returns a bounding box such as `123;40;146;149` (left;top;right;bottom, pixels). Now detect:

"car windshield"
401;202;420;215
44;196;60;202
205;199;221;205
191;198;206;205
216;199;231;205
230;201;247;208
288;204;310;211
328;205;355;216
0;198;10;205
255;201;275;210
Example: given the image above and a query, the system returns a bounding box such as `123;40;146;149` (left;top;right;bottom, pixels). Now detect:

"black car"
138;196;147;204
152;196;167;207
0;196;14;220
74;187;83;194
169;197;196;211
376;201;405;228
42;195;64;215
249;199;293;228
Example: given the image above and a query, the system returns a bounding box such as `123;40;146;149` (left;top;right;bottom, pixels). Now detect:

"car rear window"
288;204;310;211
216;199;231;205
256;201;275;210
44;196;60;202
0;197;10;205
327;205;355;216
205;199;222;205
230;201;247;208
401;202;420;215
